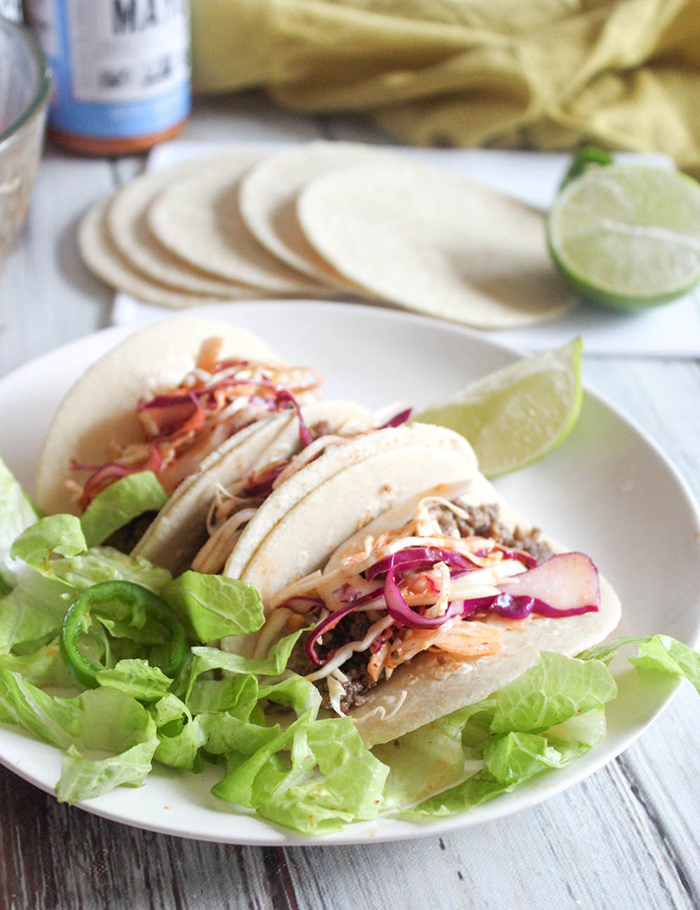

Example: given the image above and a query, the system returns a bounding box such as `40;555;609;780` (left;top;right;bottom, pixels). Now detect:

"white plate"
1;300;699;846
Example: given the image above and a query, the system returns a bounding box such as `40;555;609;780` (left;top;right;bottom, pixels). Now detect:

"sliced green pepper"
60;581;187;689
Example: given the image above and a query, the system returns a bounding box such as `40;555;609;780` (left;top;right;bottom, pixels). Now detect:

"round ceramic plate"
0;301;698;846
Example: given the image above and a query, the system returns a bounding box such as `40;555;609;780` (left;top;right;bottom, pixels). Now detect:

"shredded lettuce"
0;458;40;592
151;694;204;770
95;659;173;702
212;712;389;835
579;634;700;693
0;525;170;656
0;638;73;688
163;572;264;643
11;515;87;572
0;666;160;801
50;548;172;593
378;652;617;820
186;674;259;718
57;688;159;802
490;651;617;734
80;472;167;548
2;462;700;834
197;713;281;757
0;572;73;654
181;632;303;702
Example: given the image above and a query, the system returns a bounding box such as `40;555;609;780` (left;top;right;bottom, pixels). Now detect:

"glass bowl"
0;18;50;277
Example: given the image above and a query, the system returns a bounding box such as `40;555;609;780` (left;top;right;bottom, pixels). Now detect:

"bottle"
24;0;191;155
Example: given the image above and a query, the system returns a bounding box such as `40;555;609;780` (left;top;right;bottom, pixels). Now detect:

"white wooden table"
1;94;699;910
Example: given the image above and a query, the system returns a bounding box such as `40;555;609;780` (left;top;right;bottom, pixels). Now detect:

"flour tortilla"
237;142;394;289
297;160;576;329
78;200;262;308
317;474;621;747
133;400;371;575
232;424;478;604
147;155;330;295
35;316;277;516
107;157;264;297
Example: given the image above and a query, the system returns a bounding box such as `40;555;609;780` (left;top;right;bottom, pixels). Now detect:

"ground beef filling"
104;510;159;554
311;613;378;713
429;501;554;565
305;501;552;714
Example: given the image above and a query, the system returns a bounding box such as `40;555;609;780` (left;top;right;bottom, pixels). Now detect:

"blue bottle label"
26;0;191;140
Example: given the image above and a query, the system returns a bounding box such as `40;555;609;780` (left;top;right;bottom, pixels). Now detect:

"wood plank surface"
0;96;699;910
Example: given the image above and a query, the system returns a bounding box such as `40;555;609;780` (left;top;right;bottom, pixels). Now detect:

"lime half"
413;339;582;476
548;166;700;309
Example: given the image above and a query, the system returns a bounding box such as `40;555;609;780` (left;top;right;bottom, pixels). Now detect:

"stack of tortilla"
80;141;573;329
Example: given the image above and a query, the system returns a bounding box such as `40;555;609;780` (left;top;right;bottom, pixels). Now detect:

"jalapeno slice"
60;581;188;689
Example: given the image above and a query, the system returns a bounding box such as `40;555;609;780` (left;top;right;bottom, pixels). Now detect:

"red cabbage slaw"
67;338;322;510
264;501;601;690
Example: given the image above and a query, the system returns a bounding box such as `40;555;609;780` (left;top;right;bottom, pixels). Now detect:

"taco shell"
328;473;621;746
35;316;276;516
233;423;478;604
133;400;371;575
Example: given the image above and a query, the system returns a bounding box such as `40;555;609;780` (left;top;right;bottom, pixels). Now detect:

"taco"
243;472;621;747
35;316;321;518
225;424;480;598
133;398;374;575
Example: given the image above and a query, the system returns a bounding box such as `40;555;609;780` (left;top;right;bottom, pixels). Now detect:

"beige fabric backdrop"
191;0;700;172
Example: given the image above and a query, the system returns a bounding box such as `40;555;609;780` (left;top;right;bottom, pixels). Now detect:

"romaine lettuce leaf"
0;570;72;654
9;505;171;596
380;651;617;820
632;635;700;692
484;731;571;785
151;694;205;770
196;713;281;756
57;688;159;802
96;659;172;702
181;632;303;701
402;712;608;822
0;458;39;590
186;675;259;718
490;651;617;734
258;674;322;719
10;515;86;572
163;572;264;643
0;667;82;742
191;632;303;676
0;668;159;801
80;472;167;548
579;634;700;694
374;707;485;809
0;638;73;688
41;547;172;594
0;542;171;655
212;712;389;835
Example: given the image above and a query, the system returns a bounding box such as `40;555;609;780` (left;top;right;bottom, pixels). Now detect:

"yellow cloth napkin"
192;0;700;172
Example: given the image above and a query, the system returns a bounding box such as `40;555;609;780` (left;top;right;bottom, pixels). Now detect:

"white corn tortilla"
107;157;264;297
233;424;478;604
147;155;331;295
297;160;576;329
133;400;371;575
237;141;394;288
318;474;621;747
35;316;277;516
78;200;261;308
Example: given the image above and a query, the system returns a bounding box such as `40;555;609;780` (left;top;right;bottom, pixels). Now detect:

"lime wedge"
413;339;582;476
548;166;700;309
